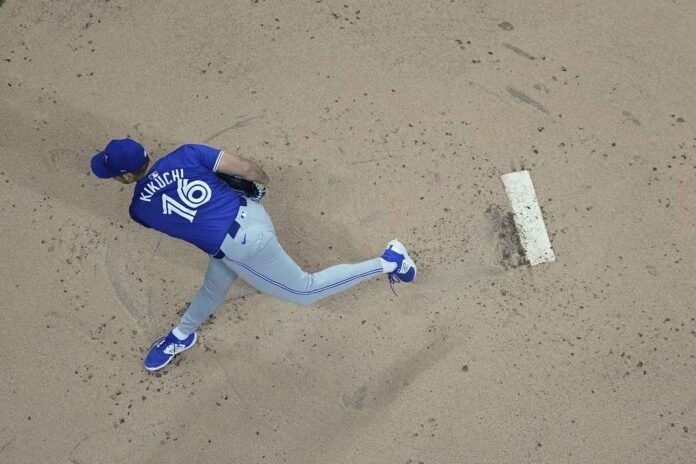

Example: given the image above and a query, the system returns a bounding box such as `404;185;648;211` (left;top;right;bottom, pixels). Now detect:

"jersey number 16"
161;179;212;222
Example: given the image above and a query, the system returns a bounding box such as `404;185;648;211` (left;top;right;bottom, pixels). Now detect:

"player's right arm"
215;151;270;185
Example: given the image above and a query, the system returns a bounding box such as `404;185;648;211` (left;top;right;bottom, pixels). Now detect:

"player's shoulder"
158;145;198;164
164;144;218;159
177;143;200;151
174;143;215;151
167;144;196;156
154;144;222;173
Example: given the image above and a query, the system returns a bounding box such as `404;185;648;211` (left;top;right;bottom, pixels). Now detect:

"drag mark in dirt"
506;87;548;114
0;436;15;456
69;433;93;464
502;43;536;60
104;240;152;332
203;114;264;143
347;155;392;166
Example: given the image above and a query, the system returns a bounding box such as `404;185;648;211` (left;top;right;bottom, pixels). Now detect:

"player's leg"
219;227;385;305
217;200;415;305
144;256;237;371
174;256;238;336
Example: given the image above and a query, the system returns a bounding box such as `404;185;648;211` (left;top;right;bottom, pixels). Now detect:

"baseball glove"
216;173;267;202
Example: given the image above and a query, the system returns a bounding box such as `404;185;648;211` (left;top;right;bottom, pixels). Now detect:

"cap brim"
90;151;118;178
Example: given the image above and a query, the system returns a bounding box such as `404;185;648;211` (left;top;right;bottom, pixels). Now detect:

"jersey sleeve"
187;144;225;172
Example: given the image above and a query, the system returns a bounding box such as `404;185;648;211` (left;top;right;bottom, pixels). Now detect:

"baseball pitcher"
90;139;417;371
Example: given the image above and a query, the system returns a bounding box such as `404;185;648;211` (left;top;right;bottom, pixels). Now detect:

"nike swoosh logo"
241;233;247;245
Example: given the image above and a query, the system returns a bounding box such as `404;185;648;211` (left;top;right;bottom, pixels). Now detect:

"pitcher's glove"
217;173;267;202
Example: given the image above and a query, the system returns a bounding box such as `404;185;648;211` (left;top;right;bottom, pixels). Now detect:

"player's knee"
202;281;226;301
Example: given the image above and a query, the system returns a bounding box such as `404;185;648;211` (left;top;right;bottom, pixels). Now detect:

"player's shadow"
260;164;367;272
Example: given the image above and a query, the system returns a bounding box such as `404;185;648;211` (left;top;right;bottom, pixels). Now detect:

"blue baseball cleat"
381;239;417;285
144;331;197;372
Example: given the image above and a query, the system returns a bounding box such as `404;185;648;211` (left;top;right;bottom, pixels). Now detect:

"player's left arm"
215;151;270;185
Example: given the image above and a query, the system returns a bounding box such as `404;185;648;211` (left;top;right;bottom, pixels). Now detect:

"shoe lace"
153;335;173;350
388;273;401;296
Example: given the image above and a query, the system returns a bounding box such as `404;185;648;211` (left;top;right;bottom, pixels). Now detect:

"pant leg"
176;255;238;335
218;213;384;305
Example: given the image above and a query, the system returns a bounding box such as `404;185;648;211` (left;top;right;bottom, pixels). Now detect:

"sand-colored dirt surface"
1;1;695;462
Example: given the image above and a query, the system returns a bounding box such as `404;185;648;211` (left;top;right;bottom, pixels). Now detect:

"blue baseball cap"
91;138;148;178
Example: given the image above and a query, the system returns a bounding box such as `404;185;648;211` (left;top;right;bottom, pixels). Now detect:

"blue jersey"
129;144;242;254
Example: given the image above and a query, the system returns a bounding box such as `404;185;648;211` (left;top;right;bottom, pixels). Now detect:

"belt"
213;197;247;259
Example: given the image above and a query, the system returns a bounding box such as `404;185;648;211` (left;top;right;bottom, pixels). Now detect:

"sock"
380;258;397;273
172;326;190;340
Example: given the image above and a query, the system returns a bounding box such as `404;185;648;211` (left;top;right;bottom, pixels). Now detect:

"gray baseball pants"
176;200;384;335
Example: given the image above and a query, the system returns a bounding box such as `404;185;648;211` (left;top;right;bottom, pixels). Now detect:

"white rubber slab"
501;171;555;266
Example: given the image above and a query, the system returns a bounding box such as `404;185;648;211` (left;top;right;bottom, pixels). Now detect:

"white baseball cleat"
381;239;417;283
